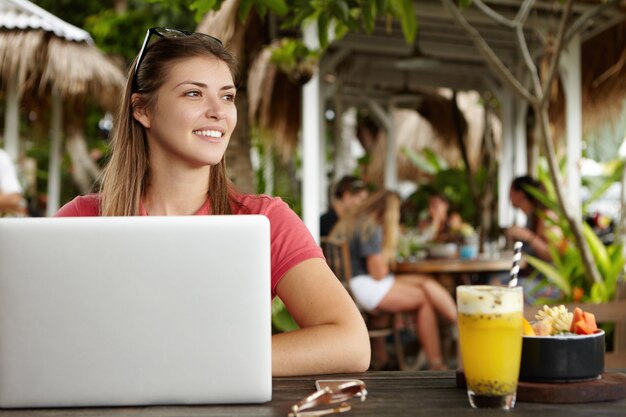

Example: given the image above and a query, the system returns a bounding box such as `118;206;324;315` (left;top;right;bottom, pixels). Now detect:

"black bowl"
519;330;605;382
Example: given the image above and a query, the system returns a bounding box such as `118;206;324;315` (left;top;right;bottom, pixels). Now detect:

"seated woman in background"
502;175;562;302
330;189;457;370
506;175;561;262
419;193;450;243
55;27;370;376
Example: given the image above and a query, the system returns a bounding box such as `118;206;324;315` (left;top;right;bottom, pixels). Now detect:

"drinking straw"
508;241;523;287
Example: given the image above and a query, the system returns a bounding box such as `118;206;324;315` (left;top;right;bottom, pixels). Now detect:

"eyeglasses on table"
288;379;367;417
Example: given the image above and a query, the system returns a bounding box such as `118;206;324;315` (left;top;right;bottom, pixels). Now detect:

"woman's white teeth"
194;130;222;138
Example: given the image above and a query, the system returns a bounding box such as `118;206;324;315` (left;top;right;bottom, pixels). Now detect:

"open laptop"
0;215;272;408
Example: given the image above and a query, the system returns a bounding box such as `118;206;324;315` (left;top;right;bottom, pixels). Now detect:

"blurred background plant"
399;146;494;239
524;162;626;305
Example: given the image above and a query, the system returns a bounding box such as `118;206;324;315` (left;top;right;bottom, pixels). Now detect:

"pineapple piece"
532;317;554;336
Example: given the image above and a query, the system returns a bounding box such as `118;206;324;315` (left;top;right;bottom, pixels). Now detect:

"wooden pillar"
4;72;20;160
302;22;322;241
46;90;63;217
560;33;583;221
497;87;529;228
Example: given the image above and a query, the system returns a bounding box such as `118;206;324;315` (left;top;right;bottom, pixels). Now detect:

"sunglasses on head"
132;27;224;91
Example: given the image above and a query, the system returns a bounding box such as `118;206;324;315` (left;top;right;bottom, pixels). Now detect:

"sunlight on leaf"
190;0;219;22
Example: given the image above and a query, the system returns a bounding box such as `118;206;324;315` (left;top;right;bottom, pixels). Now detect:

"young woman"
506;175;560;262
330;190;457;370
55;28;370;376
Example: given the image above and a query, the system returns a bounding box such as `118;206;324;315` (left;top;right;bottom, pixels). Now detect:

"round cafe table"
394;251;517;286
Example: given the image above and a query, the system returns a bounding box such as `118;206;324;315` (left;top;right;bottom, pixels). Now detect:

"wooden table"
394;252;517;286
395;253;514;275
2;370;624;416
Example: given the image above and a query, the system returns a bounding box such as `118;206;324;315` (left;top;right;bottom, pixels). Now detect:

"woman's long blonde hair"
330;189;401;266
99;33;239;216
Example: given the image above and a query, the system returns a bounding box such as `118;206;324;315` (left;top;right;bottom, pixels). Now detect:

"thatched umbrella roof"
550;20;626;140
0;0;125;216
0;26;124;111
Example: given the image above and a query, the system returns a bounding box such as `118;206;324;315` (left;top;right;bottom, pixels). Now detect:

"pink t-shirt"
55;193;323;297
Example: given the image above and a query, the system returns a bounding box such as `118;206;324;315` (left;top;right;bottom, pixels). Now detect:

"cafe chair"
320;236;425;371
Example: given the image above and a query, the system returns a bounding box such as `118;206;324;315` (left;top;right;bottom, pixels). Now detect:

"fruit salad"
523;305;599;336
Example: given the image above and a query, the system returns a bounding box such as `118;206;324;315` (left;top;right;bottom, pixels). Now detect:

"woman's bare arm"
272;258;370;376
366;253;389;279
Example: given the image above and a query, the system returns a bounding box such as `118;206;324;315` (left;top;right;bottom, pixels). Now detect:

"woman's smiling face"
133;55;237;170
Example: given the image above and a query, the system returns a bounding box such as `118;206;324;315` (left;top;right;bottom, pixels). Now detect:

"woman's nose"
204;98;226;120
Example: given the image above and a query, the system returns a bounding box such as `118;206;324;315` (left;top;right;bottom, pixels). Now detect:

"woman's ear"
131;93;151;128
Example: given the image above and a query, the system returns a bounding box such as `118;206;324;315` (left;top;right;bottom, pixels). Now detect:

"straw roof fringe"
248;46;272;124
551;21;626;139
41;37;125;110
361;90;501;185
196;0;245;59
0;29;124;111
0;30;43;97
246;40;304;160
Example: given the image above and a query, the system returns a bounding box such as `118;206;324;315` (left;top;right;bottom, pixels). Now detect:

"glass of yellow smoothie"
456;285;523;409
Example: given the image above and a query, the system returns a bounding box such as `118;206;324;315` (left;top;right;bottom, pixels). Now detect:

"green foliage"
272;297;299;333
239;0;256;21
86;0;198;63
269;39;320;82
402;147;447;176
400;147;484;228
522;173;625;304
31;0;113;27
189;0;224;22
389;0;417;43
150;0;420;58
161;0;410;48
526;222;625;304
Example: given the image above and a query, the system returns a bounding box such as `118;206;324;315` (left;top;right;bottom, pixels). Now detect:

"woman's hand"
505;225;534;243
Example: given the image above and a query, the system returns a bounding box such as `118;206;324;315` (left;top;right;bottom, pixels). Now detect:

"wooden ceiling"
321;0;626;106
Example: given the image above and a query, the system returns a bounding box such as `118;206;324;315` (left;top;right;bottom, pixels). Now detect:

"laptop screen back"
0;216;271;408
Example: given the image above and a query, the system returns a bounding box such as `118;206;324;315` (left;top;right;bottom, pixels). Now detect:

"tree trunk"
481;97;498;244
451;91;482;233
536;105;603;285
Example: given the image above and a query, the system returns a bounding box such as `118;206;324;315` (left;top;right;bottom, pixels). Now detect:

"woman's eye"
222;93;236;102
185;90;201;97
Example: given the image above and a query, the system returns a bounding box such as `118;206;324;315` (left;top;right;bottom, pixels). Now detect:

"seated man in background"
320;175;368;237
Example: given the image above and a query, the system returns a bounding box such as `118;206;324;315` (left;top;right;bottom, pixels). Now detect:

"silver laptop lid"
0;216;271;408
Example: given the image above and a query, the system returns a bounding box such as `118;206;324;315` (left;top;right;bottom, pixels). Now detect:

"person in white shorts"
331;189;457;370
0;149;25;216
